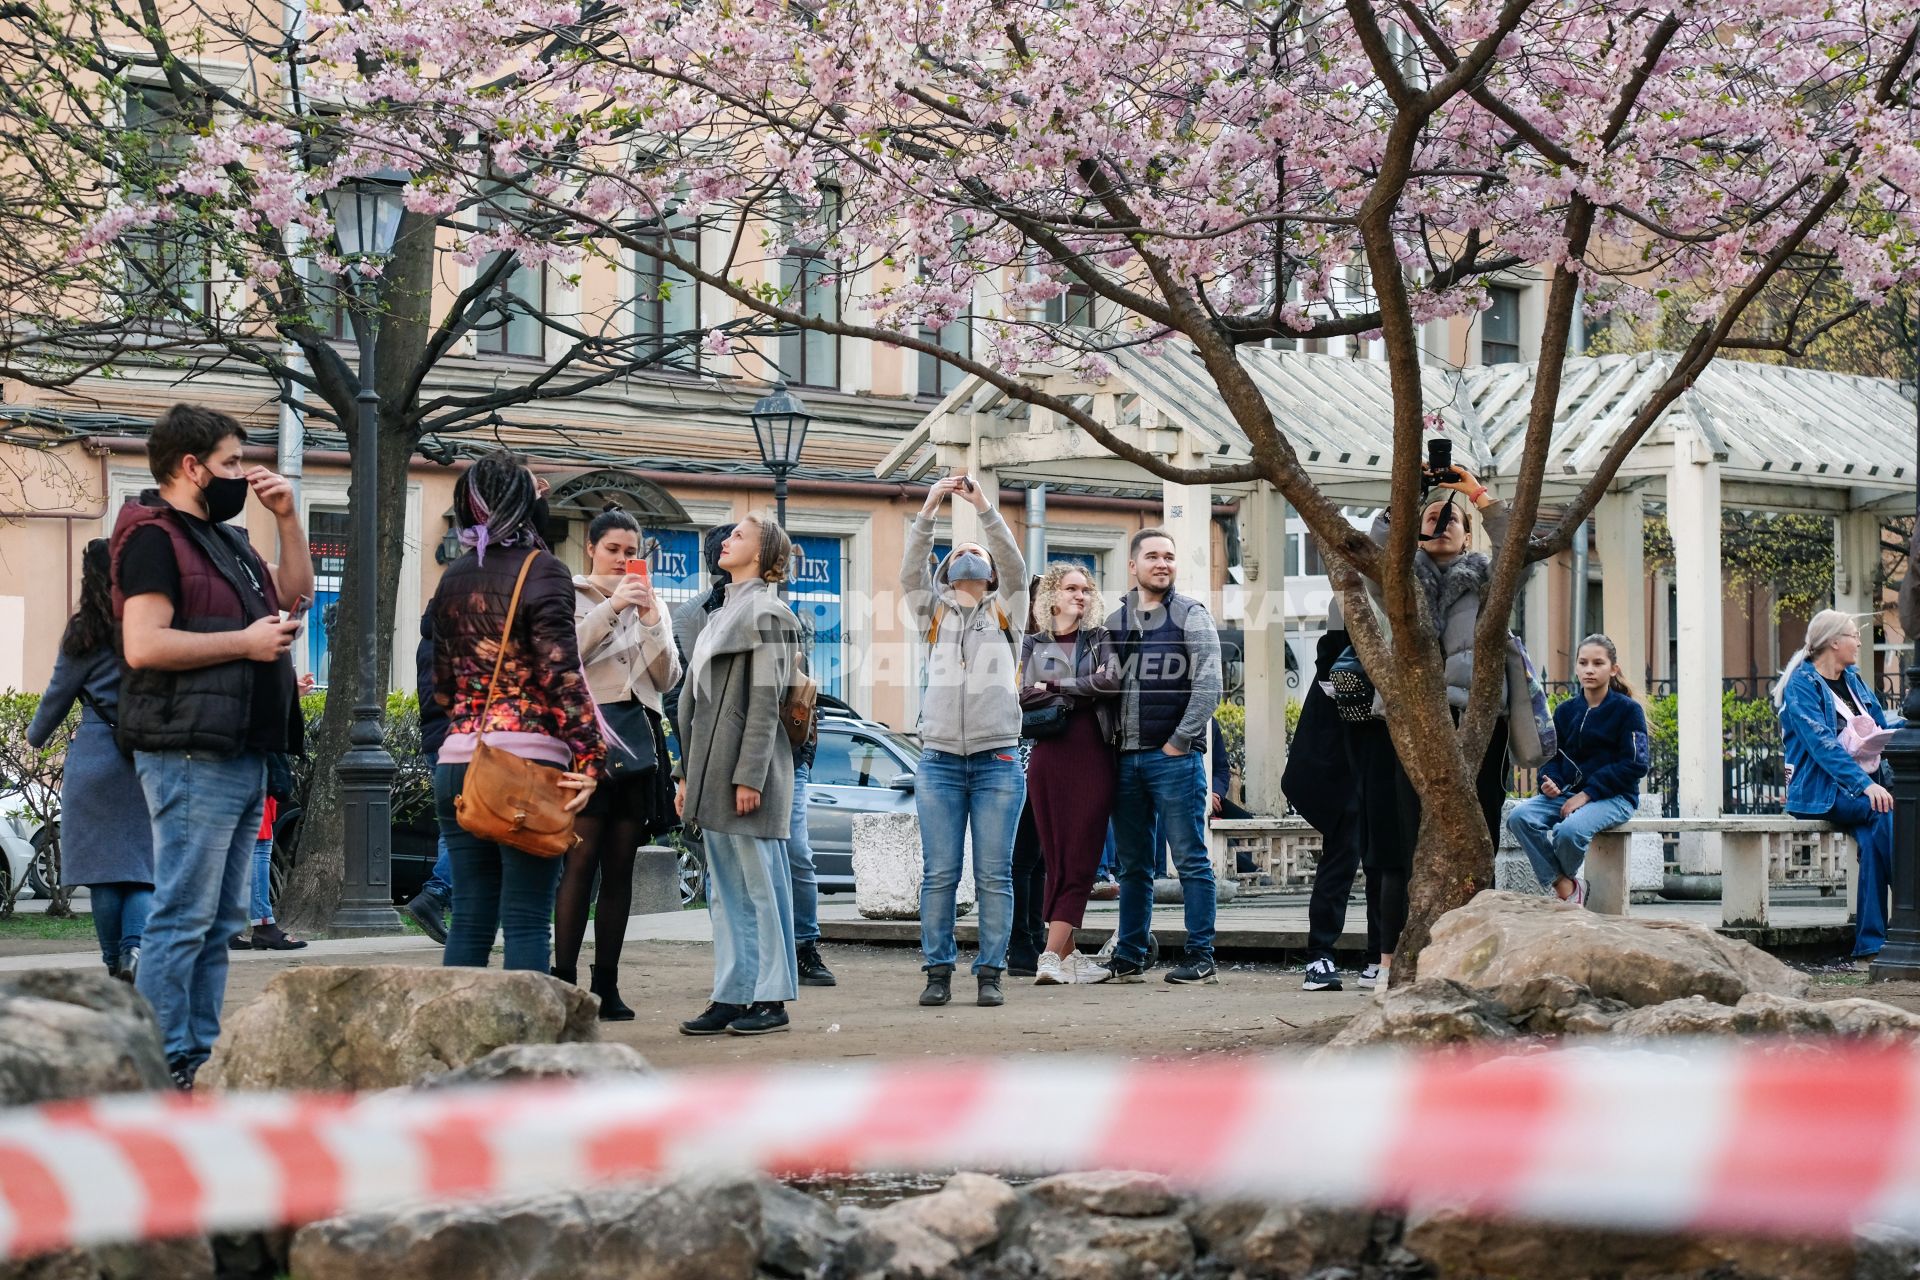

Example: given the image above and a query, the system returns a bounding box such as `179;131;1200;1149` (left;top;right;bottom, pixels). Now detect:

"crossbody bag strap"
478;551;541;732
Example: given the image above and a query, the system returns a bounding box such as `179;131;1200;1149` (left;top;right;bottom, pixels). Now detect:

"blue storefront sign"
639;527;702;606
789;535;844;699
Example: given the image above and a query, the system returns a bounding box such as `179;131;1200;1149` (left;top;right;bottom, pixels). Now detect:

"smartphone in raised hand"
624;557;651;585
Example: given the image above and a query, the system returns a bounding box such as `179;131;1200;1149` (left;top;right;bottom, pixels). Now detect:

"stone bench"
1585;817;1847;927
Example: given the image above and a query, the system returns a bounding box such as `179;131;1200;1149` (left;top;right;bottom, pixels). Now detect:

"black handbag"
601;699;660;779
1021;702;1071;741
1328;646;1378;724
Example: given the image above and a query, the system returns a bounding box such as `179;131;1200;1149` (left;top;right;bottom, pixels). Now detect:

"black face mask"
199;474;250;524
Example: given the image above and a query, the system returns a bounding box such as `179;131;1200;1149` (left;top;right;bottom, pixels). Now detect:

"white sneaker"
1094;933;1118;965
1356;963;1381;990
1066;951;1113;985
1035;952;1067;986
1371;961;1392;1002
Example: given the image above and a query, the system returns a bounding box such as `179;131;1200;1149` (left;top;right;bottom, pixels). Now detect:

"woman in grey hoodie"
900;475;1028;1009
675;513;802;1037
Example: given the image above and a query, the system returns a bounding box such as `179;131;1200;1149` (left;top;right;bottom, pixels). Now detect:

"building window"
302;258;353;342
1482;285;1522;365
918;320;970;398
778;190;840;389
123;87;214;317
1044;281;1095;328
475;196;547;359
636;210;700;364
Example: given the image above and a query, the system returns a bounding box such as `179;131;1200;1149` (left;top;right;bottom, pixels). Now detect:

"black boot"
797;942;837;987
727;1002;790;1035
551;964;579;986
118;946;139;984
919;963;954;1007
590;964;634;1021
977;967;1005;1008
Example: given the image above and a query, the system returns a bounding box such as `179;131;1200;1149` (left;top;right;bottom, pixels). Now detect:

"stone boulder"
0;1238;216;1280
1026;1172;1179;1219
842;1171;1020;1278
1610;992;1920;1042
1184;1201;1376;1280
203;966;598;1092
1404;1208;1858;1280
853;813;973;921
0;969;170;1105
289;1173;844;1280
1016;1212;1194;1280
1326;979;1520;1048
415;1042;652;1089
1419;891;1809;1009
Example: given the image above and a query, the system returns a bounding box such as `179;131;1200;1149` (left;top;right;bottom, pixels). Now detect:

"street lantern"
1871;318;1920;981
749;379;812;528
320;169;410;937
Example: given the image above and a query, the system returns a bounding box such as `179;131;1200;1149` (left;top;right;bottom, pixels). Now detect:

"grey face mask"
946;550;992;584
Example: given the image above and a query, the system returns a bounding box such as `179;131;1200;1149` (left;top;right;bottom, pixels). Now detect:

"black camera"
1423;437;1460;487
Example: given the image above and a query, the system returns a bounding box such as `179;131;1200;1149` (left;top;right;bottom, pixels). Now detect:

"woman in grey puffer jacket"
1350;465;1516;986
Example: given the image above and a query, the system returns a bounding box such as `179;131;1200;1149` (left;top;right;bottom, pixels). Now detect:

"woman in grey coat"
675;513;801;1037
26;540;155;980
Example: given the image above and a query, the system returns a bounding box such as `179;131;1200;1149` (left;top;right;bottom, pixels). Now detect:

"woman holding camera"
1775;611;1897;961
675;512;802;1037
1019;563;1121;986
556;504;681;1020
1351;462;1516;988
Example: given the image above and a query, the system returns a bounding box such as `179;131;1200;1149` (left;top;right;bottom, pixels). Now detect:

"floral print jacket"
429;546;606;775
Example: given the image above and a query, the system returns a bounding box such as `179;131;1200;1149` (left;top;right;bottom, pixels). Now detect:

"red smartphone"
624;557;651;584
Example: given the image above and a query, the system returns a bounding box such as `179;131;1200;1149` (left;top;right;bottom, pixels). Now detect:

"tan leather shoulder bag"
454;551;583;858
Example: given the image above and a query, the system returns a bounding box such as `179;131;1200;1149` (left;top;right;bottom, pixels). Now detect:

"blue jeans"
787;763;819;946
249;837;276;924
1796;792;1894;958
1507;792;1639;888
916;748;1024;974
133;750;266;1068
1112;749;1214;967
434;763;564;972
88;882;152;971
424;837;453;904
705;828;798;1004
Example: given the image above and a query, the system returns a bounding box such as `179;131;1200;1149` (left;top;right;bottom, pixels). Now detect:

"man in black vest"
111;404;310;1091
1102;528;1222;985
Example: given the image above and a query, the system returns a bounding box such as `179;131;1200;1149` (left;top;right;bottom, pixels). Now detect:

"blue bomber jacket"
1538;688;1650;805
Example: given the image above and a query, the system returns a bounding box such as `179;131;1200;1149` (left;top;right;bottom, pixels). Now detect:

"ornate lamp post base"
1870;712;1920;981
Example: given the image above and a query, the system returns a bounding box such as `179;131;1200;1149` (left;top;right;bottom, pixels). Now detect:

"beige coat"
573;577;682;715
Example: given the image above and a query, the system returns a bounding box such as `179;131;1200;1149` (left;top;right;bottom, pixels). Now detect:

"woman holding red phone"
562;504;682;1018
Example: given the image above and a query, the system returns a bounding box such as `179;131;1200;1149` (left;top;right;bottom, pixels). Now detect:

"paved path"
0;889;1854;974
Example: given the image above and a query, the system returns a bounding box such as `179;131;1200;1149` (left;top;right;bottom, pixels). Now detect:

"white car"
0;786;56;901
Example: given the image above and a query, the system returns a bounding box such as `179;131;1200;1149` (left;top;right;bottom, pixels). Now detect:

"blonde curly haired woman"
1018;562;1123;985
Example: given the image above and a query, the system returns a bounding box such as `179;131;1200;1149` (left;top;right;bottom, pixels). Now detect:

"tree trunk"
276;410;415;934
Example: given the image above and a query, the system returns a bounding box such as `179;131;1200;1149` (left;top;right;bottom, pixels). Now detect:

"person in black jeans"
1285;604;1380;992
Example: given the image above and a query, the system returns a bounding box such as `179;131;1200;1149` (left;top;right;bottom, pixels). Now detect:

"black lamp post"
1871;319;1920;982
749;379;812;529
321;171;407;936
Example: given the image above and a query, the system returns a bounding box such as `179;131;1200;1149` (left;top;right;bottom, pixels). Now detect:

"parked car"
805;718;922;892
0;786;56;901
671;715;923;905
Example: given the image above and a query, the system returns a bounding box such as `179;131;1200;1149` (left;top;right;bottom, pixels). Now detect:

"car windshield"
813;725;921;788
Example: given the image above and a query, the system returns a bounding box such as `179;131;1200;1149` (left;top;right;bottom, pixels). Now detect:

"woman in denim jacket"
1775;610;1898;960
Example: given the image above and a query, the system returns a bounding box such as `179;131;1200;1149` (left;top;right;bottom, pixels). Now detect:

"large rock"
1184;1201;1374;1279
415;1042;652;1089
0;1238;215;1280
203;966;598;1092
1610;992;1920;1042
1016;1212;1194;1280
0;969;170;1104
1403;1208;1854;1280
289;1173;840;1280
842;1172;1019;1278
1027;1172;1180;1219
1419;891;1809;1009
852;813;973;921
1326;979;1520;1048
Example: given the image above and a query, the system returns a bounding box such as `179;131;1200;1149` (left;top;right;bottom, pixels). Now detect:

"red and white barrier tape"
1;1043;1918;1259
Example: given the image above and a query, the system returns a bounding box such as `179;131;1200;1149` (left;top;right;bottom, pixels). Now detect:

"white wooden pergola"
880;346;1916;870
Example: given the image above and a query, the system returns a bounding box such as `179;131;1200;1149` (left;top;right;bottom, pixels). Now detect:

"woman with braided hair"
428;452;604;971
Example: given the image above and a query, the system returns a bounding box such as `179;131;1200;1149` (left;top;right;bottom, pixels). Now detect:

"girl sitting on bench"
1507;634;1650;908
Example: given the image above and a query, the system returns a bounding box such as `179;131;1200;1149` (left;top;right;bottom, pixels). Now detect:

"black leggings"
555;807;642;974
1348;715;1509;955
